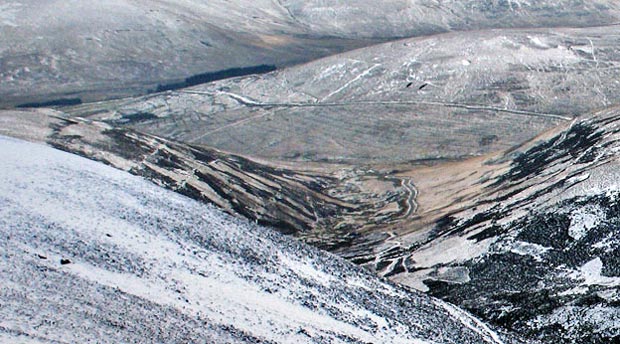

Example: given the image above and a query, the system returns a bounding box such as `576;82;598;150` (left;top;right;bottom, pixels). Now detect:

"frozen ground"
0;135;522;343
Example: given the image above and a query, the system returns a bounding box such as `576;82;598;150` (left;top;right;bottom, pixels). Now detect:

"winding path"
180;90;573;121
401;178;419;218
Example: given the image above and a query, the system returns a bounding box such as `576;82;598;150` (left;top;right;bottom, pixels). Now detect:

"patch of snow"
557;285;589;297
565;172;590;186
391;268;433;292
528;35;550;48
409;236;494;268
568;205;605;240
509;241;551;261
561;163;620;201
530;305;620;336
573;258;620;287
597;289;620;302
434;266;471;284
0;2;22;27
278;254;336;286
571;45;594;55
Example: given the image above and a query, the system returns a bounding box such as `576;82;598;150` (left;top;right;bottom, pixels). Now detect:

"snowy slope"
0;0;375;107
282;1;620;39
3;0;620;107
69;26;620;163
0;135;521;343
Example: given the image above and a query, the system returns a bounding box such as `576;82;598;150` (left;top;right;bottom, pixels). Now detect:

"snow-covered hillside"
0;135;520;343
3;0;620;107
69;25;620;163
282;1;620;38
0;0;375;107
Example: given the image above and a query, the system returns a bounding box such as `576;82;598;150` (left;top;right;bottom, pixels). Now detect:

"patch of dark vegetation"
433;215;457;234
378;245;408;261
493;123;602;186
138;165;178;188
491;289;562;337
154;65;276;92
383;258;406;278
160;144;351;236
426;253;555;336
405;156;457;166
99;129;155;162
185;65;278;86
515;212;572;249
188;146;220;164
154;81;187;92
113;112;158;125
190;145;290;184
257;219;298;235
17;98;82;108
467;224;505;242
374;259;393;272
191;169;305;234
479;134;498;147
177;183;209;204
433;207;502;238
312;231;363;253
533;323;571;344
425;190;620;343
564;332;616;344
349;254;374;265
469;253;547;291
601;251;620;277
190;144;338;201
151;148;185;170
572;293;605;307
